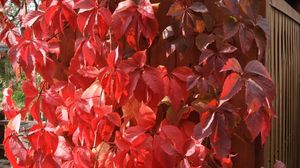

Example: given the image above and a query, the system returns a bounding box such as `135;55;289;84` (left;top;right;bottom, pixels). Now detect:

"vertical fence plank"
265;2;272;167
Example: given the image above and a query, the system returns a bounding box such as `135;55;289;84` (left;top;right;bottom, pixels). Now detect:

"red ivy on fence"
0;0;275;167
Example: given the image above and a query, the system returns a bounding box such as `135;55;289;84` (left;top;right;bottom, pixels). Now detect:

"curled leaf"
189;2;208;13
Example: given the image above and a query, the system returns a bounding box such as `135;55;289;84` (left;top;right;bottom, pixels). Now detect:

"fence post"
0;111;5;159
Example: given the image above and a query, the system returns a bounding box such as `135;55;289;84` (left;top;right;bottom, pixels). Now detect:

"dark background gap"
285;0;300;12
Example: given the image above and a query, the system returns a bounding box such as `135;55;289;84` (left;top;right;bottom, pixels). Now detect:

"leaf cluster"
0;0;276;167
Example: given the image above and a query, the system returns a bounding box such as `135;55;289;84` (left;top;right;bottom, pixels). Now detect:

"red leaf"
120;52;163;106
239;0;256;19
42;89;63;107
22;80;38;98
178;158;191;168
256;15;270;38
27;125;59;155
244;61;275;114
166;1;185;16
120;51;147;72
31;100;41;123
245;78;265;113
81;80;105;107
44;1;77;32
122;126;146;146
162;26;175;40
142;67;164;95
222;0;239;14
114;131;131;151
194;112;215;139
43;132;59;154
77;6;111;38
245;107;272;143
261;114;272;144
72;147;94;168
82;40;96;65
41;155;60;168
8;28;49;78
212;113;231;158
239;24;254;54
160;66;193;111
221;157;233;168
244;60;272;80
112;0;158;50
4;128;27;167
253;27;267;60
274;160;286;168
245;75;274;115
160;125;185;155
23;10;44;27
199;49;215;64
105;112;122;127
195;33;215;51
223;16;239;40
61;160;75;168
35;56;56;84
54;136;72;160
69;72;95;90
74;0;95;10
122;97;156;129
219;73;243;105
244;109;264;140
221;58;242;73
44;6;57;25
99;54;129;102
77;66;101;78
153;135;177;168
7;113;21;133
172;66;193;82
189;2;208;13
41;99;58;124
111;1;135;39
219;43;237;54
137;102;156;129
1;87;18;119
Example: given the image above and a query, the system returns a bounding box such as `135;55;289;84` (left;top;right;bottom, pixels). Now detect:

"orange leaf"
195;20;205;33
166;2;185;17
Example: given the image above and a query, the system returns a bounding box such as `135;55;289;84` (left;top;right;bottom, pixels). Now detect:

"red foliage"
1;0;275;167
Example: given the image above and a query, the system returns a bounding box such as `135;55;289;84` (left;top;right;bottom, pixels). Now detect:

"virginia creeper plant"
0;0;275;167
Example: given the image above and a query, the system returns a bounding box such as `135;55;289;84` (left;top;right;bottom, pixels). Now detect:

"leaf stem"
46;23;70;42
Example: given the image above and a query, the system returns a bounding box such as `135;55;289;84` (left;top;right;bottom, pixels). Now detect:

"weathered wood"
0;159;10;168
270;0;300;24
0;120;36;126
265;0;300;167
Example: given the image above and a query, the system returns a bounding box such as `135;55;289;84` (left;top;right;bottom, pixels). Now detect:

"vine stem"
107;0;113;52
109;28;113;52
24;0;28;15
33;0;38;10
93;140;106;168
46;23;70;42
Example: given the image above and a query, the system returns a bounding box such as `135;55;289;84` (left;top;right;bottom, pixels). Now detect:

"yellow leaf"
122;97;141;118
93;141;111;167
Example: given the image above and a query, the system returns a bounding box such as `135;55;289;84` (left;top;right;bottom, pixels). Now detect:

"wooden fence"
265;0;300;167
